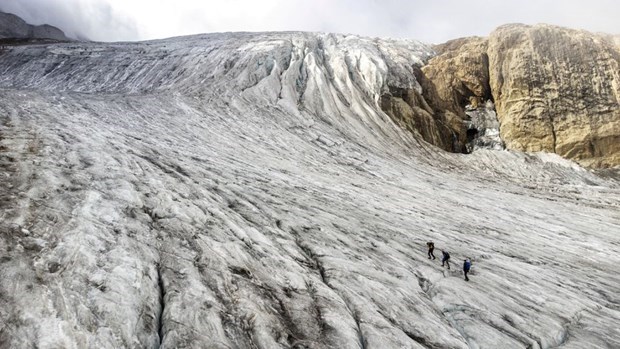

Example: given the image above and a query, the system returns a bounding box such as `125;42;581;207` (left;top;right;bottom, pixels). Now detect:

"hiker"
463;258;471;281
441;250;451;269
427;241;436;259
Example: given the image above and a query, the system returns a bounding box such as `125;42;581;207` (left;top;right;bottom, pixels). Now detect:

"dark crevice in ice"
402;330;434;349
547;309;586;349
291;231;328;286
156;262;165;348
378;309;435;349
291;228;366;349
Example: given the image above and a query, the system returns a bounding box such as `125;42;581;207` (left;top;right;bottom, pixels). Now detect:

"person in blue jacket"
441;250;450;269
463;258;472;281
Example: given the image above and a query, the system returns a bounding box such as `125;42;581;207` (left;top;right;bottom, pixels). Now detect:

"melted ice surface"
0;32;618;349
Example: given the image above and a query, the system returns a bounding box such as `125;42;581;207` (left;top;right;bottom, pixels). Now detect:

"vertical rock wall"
403;24;620;168
488;24;620;168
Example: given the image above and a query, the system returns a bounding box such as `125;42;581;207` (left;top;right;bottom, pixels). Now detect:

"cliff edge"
416;24;620;168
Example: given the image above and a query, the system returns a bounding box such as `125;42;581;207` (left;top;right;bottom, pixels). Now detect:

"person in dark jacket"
427;242;436;259
463;258;471;281
441;250;450;269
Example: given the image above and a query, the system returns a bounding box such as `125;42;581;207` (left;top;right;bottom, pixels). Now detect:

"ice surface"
465;100;505;152
0;32;619;349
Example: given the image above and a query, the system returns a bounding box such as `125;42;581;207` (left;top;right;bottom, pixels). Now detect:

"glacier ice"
0;32;619;349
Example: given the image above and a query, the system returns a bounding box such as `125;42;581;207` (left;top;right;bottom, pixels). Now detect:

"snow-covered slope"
0;32;619;349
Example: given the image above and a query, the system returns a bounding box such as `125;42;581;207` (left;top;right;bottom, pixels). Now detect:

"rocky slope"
0;11;68;42
0;16;619;349
418;24;620;168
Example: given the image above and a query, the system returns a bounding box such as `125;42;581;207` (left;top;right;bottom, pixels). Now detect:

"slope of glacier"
0;32;619;349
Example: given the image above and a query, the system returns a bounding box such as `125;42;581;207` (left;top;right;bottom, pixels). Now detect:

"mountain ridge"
0;11;69;42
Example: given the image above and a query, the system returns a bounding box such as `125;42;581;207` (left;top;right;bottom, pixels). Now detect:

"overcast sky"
1;0;619;43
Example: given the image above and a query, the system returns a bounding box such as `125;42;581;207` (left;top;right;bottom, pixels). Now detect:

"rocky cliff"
0;11;68;42
415;24;620;168
489;24;620;168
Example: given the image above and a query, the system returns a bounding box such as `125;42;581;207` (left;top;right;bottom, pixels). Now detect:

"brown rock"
422;37;492;116
487;24;620;168
397;37;494;153
381;36;493;154
380;84;462;152
406;24;620;168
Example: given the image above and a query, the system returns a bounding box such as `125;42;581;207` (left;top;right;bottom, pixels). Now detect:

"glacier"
0;32;619;349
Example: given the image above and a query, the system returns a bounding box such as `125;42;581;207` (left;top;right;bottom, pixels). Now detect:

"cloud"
403;0;620;42
1;0;618;43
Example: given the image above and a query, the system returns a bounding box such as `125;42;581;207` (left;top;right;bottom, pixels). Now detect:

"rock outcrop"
488;24;620;168
378;37;493;153
0;11;68;41
415;24;620;168
422;37;491;114
379;82;464;152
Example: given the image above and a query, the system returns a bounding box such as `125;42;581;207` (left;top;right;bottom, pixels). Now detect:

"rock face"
378;37;493;153
417;24;620;168
422;37;491;114
379;83;463;152
488;24;620;168
0;11;68;41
